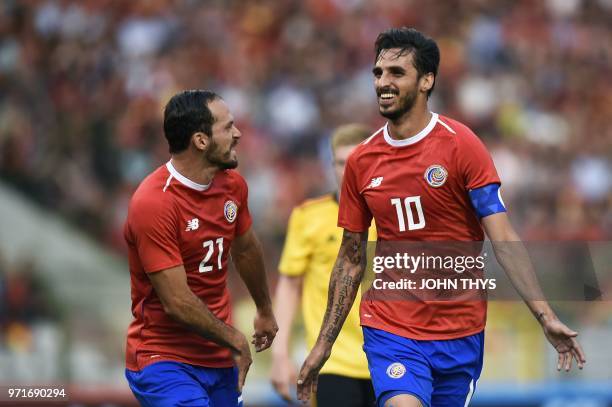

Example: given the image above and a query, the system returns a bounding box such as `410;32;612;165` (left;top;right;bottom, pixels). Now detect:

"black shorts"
316;374;375;407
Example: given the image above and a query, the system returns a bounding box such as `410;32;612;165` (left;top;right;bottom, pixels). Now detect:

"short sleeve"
338;154;372;232
128;197;182;273
235;175;253;236
278;207;312;276
456;129;501;190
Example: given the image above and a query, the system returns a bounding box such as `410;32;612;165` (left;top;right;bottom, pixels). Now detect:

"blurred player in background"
270;124;375;406
124;90;278;406
297;28;586;407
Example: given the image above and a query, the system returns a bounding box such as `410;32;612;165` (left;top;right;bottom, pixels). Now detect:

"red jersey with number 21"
338;113;501;340
124;161;252;371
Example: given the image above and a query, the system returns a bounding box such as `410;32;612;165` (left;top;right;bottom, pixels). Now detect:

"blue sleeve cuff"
469;183;506;218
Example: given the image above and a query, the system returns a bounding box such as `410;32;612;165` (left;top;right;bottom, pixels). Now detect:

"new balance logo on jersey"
369;177;384;188
185;218;199;231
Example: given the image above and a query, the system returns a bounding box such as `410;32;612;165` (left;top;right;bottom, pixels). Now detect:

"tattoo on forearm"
321;276;336;336
325;275;351;341
321;231;366;343
347;231;365;266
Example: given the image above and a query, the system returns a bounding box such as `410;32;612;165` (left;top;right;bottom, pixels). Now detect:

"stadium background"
0;0;610;406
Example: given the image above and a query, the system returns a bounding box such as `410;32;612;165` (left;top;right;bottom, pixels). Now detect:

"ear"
420;73;435;94
191;132;210;151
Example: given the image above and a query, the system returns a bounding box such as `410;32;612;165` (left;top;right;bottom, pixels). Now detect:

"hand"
541;317;586;371
233;334;252;393
270;354;297;402
253;306;278;352
296;344;330;402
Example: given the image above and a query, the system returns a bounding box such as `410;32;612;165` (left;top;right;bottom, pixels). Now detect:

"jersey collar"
383;112;438;147
166;161;211;191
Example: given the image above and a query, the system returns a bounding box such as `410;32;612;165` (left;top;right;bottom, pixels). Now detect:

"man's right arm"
148;265;252;389
297;229;368;402
317;230;368;346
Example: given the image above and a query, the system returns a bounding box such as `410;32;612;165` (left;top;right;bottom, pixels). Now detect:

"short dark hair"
163;90;220;153
375;27;440;96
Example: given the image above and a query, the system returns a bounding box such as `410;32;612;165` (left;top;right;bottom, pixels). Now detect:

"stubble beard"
379;87;419;121
207;140;238;170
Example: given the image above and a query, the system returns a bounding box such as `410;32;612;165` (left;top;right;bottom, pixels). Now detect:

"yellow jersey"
278;193;374;379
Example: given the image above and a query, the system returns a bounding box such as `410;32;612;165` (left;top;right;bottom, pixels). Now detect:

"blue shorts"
125;361;242;407
363;327;484;407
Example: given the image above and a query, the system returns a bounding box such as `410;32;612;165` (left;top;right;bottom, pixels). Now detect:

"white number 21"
390;196;426;232
199;237;224;273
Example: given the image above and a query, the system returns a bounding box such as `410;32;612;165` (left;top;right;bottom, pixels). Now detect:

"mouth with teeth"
378;90;399;106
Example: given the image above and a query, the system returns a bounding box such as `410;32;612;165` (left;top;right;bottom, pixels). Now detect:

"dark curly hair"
375;27;440;97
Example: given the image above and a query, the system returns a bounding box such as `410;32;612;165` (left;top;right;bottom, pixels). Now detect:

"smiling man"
124;90;277;406
297;28;586;407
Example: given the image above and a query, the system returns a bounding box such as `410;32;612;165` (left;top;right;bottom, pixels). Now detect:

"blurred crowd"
0;248;60;353
0;0;611;257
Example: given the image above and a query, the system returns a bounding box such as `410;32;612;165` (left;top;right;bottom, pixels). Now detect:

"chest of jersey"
172;185;243;279
359;137;478;240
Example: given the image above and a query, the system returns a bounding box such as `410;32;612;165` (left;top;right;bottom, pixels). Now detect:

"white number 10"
199;237;224;273
390;196;426;232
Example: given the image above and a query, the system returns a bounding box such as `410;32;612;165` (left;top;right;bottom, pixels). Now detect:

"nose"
234;126;242;139
376;72;392;89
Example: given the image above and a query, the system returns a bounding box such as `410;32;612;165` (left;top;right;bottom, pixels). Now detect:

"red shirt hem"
126;355;235;372
360;320;486;341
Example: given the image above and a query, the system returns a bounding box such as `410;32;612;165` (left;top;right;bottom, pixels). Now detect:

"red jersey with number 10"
338;113;501;340
124;161;252;371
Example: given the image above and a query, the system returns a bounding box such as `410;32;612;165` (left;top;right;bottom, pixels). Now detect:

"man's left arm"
482;212;586;371
232;227;278;352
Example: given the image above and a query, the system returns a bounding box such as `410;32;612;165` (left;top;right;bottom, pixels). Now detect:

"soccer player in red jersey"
297;28;586;407
124;90;277;406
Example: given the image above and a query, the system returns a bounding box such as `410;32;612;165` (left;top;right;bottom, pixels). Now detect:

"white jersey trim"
166;161;211;191
383;112;439;147
498;187;506;209
162;174;173;192
437;117;457;134
363;125;386;145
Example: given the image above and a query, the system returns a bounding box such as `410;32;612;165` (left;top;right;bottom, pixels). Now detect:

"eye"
372;68;382;78
389;68;405;77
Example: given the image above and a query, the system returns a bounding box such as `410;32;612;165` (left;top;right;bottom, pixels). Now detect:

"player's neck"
169;155;217;186
387;104;432;141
